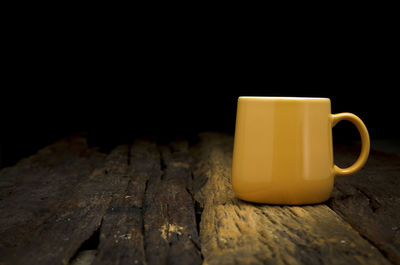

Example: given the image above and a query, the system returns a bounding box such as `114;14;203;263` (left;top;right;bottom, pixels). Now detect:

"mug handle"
331;113;370;177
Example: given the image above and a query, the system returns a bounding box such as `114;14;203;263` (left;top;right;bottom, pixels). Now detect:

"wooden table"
0;133;399;265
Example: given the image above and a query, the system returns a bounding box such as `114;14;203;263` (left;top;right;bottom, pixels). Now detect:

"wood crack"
2;134;398;265
68;219;102;265
356;188;381;213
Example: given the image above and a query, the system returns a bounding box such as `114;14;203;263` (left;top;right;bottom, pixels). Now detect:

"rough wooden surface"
143;140;201;265
0;136;106;261
6;144;129;265
191;133;391;265
330;145;400;265
0;137;201;265
0;133;399;265
93;140;201;265
93;141;155;265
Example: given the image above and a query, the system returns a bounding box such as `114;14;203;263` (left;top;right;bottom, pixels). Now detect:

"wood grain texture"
94;140;160;265
93;139;201;265
2;144;130;265
0;136;106;260
191;133;390;265
0;138;202;265
330;144;400;265
1;133;398;265
143;140;201;265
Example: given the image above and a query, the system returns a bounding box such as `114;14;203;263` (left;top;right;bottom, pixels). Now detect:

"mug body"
232;97;334;204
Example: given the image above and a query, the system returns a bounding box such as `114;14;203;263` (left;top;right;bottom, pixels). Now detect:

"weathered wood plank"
4;133;395;265
143;140;201;265
3;144;130;265
93;139;201;265
330;144;400;265
0;136;106;256
94;140;160;265
0;138;202;265
94;202;144;265
191;132;390;265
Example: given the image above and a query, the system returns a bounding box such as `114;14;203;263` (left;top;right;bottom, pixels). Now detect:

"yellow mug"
232;97;370;205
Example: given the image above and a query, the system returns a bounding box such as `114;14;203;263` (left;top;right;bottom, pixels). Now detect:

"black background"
1;11;398;168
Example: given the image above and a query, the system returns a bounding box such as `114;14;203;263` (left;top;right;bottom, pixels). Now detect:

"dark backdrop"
1;17;398;168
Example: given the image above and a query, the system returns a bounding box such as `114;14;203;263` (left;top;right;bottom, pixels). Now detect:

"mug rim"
239;96;329;100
